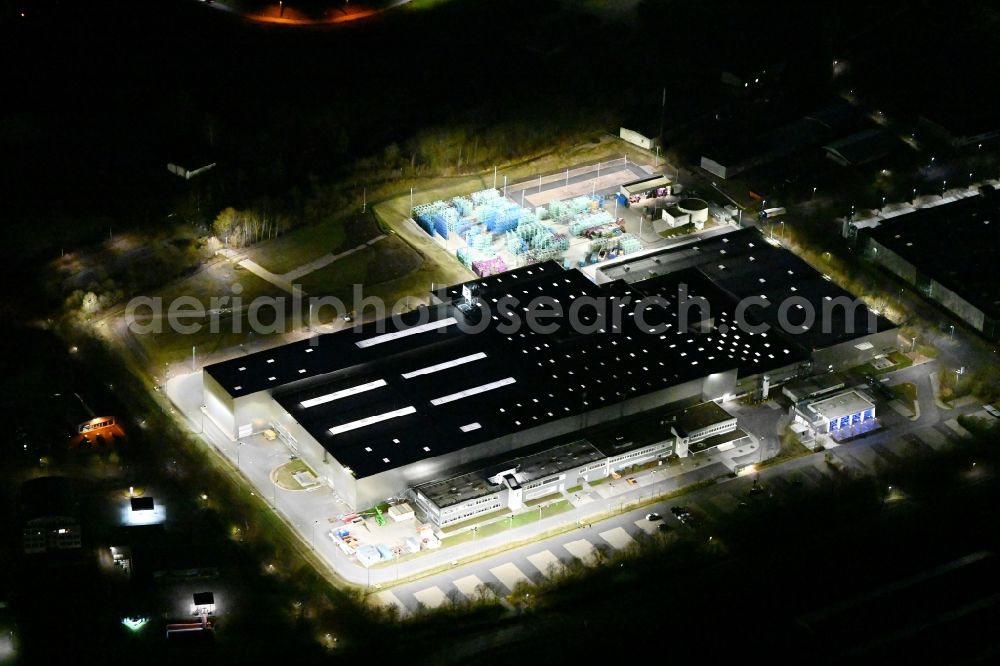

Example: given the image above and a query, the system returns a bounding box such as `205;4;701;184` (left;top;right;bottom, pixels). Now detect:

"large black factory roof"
864;190;1000;320
206;255;803;478
600;227;895;351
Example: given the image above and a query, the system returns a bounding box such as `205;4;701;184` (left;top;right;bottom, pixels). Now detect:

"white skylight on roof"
300;379;387;408
460;422;482;432
430;377;516;406
401;352;487;379
327;406;416;436
355;316;457;349
268;376;276;381
267;359;275;363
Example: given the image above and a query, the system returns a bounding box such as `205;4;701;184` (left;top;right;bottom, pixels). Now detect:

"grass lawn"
757;431;812;470
440;508;512;534
297;235;423;297
242;217;349;275
915;342;939;359
525;493;561;507
130;263;291;368
659;222;695;238
588;476;610;486
854;349;915;376
890;382;918;410
273;458;317;490
565;484;583;493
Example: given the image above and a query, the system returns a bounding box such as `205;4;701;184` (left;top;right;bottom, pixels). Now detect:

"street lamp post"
409;187;414;215
911;336;917;353
312;520;318;550
949;324;955;340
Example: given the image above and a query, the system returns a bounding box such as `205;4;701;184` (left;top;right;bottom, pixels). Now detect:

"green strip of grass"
525;492;561;507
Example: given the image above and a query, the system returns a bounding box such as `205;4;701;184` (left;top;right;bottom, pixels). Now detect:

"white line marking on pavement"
412;586;448;609
635;519;658;535
374;590;407;612
489;562;531;591
527;550;561;577
563;539;596;561
599;526;635;550
452;574;485;599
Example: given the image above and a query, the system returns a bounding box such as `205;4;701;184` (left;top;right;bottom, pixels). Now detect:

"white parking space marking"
599;527;635;550
527;550;561;577
490;562;531;591
635;519;658;535
452;574;484;599
374;590;407;612
563;539;596;561
413;586;448;609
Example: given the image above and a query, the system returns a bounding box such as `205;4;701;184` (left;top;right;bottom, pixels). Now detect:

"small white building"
677;198;709;229
662;205;690;228
794;389;876;435
619;127;661;150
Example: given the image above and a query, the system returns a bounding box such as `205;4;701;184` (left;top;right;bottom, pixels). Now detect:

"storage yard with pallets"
411;186;647;276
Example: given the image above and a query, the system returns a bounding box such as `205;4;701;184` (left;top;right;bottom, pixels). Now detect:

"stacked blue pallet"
442;207;460;230
456;218;475;238
471;188;500;206
433;216;449;239
416;215;434;236
452;196;475;216
456;247;473;268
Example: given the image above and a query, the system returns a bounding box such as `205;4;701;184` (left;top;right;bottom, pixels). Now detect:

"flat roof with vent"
208;259;783;479
414;439;604;508
599;228;895;352
864;191;1000;320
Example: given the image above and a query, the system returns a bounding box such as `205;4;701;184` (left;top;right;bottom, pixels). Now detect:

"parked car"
646;513;662;522
984;404;1000;418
